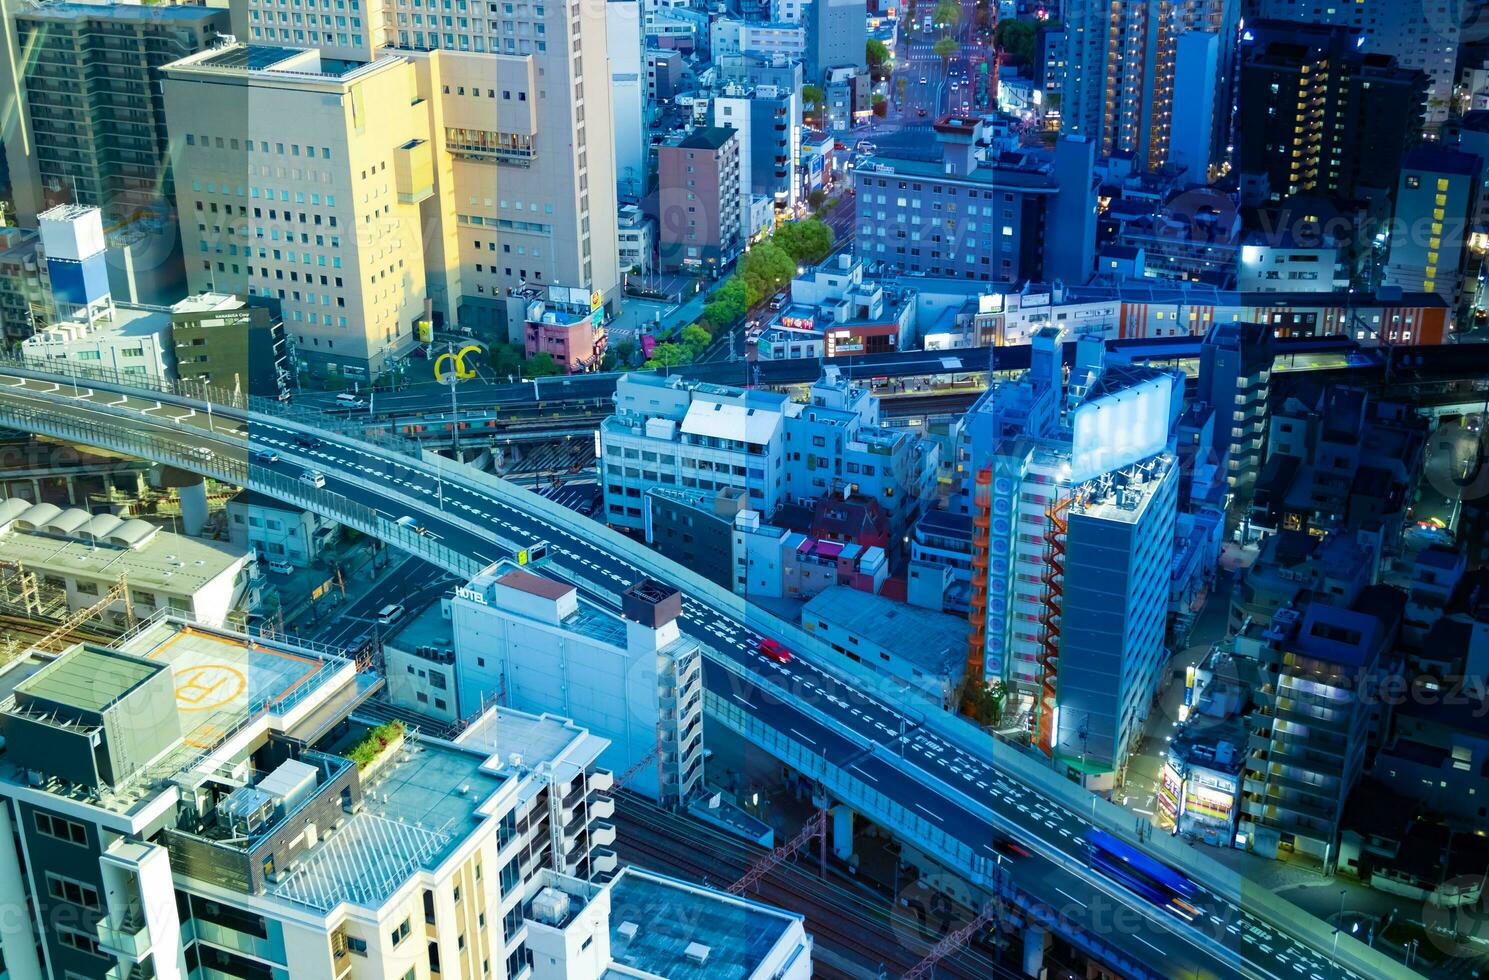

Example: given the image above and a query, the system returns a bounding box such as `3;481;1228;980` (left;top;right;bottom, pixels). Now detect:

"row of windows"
185;135;335;161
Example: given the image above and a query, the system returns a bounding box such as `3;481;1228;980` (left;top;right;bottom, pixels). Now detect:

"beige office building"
222;0;622;343
162;46;442;381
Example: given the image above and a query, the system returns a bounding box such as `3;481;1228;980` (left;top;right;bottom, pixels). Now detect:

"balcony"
590;795;615;820
592;848;619;876
591;821;617;847
106;962;156;980
97;910;150;959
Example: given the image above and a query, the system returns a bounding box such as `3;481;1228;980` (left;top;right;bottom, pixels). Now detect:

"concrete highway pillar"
831;805;854;861
1022;925;1047;977
177;479;209;537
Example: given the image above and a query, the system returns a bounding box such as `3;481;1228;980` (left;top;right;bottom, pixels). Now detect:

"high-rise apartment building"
162;46;436;381
1062;0;1238;172
1240;600;1388;864
608;0;647;200
0;1;229;225
1237;21;1428;206
1384;146;1483;306
853;119;1096;285
713;56;804;216
1250;0;1458;127
964;332;1178;787
806;0;866;84
656;127;744;273
1196;319;1273;502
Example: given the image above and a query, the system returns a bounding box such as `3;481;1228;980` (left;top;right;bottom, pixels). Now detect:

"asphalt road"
0;371;1389;980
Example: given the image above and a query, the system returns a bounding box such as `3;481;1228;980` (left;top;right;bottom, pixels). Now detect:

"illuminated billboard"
1069;374;1171;482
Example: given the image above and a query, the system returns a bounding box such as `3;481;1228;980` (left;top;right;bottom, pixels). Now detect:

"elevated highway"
0;358;1417;980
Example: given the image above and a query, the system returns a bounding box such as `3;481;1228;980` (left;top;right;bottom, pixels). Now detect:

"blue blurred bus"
1085;829;1202;922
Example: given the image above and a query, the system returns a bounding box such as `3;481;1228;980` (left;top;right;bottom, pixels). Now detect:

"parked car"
265;559;294;575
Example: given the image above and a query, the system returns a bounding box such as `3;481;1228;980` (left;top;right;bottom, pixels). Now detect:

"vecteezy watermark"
1420;875;1489;960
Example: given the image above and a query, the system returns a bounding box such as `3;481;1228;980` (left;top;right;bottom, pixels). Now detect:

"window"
392;918;411;946
46;873;101;910
57;926;102;957
34;811;88;846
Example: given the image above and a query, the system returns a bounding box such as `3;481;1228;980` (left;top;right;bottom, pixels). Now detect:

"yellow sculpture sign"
433;344;483;382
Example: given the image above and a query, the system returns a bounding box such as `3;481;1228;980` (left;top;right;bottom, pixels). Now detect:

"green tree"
612;339;637;365
866;38;890;67
934;0;960;27
523;352;562;377
934;35;958;63
644;342;693;369
801;84;825;117
961;679;1011;727
489;342;524;378
994;19;1039;65
700;276;748;329
808;188;827;210
772;218;835;265
739;240;798;300
680;323;713;359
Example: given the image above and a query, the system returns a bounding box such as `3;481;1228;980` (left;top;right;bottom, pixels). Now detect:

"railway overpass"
0;357;1418;980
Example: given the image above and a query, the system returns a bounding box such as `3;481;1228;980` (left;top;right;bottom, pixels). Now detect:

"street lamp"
1332;888;1346;956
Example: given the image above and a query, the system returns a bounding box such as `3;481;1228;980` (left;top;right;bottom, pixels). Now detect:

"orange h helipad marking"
174;664;247;712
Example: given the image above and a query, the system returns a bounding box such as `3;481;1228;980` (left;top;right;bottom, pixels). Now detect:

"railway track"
611;793;1021;979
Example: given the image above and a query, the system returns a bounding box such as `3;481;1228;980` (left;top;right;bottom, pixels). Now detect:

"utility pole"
447;340;460;455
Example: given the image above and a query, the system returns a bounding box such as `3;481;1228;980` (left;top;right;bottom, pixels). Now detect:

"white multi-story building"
0;619;808;980
607;0;647;201
0;619;609;980
601;371;936;546
0;497;254;627
18;304;174;382
784;369;938;549
227;491;340;568
600;373;790;532
965;330;1179;787
617;205;655;275
451;566;705;806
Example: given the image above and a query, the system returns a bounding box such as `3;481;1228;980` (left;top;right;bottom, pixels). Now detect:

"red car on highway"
760;638;793;663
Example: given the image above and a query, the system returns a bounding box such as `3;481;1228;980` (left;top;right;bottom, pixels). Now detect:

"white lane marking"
1056;888;1086;908
913;803;943;823
788;728;816;745
1134;936;1164;955
850;765;878;783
